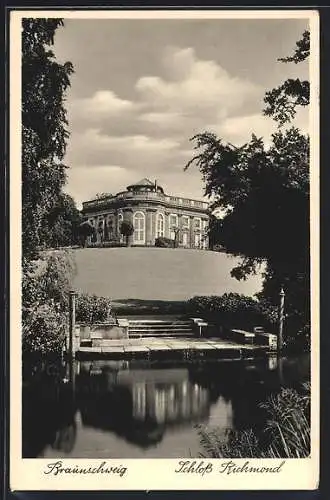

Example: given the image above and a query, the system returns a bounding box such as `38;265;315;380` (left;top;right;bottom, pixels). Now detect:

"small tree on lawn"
120;220;134;247
79;221;95;247
173;227;180;248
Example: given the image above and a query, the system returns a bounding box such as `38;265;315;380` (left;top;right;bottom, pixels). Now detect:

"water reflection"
22;355;310;458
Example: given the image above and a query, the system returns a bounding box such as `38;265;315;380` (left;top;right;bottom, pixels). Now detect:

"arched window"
133;212;145;244
157;213;165;238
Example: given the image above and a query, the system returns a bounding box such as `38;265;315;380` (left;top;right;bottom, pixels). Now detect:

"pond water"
22;355;310;459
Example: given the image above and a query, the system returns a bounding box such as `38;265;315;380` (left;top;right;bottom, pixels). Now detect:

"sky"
53;17;309;208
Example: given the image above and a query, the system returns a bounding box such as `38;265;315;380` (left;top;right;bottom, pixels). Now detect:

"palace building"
81;178;210;249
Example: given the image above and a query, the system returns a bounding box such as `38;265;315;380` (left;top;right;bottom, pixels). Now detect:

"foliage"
22;302;67;355
39;192;83;248
87;241;126;248
208;214;223;250
22;251;76;354
263;31;310;125
94;192;113;199
197;383;310;458
120;220;134;235
22;18;74;258
75;293;113;324
79;221;96;247
120;220;134;246
185;130;309;274
187;293;278;332
155;236;175;248
185;32;310;344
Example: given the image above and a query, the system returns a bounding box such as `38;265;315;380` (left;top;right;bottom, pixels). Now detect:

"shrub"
120;220;134;246
75;293;113;324
187;293;277;332
87;241;127;249
22;302;67;355
22;250;77;354
155;237;175;248
197;383;310;458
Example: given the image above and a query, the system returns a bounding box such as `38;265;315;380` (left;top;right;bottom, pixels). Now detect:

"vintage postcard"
10;9;319;491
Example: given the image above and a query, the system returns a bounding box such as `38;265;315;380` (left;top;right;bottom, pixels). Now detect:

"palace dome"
126;178;164;194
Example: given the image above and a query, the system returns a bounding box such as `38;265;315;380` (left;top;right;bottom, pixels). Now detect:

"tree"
263;30;309;126
22;18;74;258
208;214;223;251
120;220;134;247
78;221;96;248
40;193;82;248
172;226;180;248
21;20;79;357
94;192;113;200
185;32;310;344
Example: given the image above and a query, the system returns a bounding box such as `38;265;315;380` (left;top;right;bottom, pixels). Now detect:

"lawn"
72;248;264;305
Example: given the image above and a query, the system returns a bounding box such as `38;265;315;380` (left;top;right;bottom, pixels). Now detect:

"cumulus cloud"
69;90;136;120
64;165;130;208
135;46;260;120
65;46;284;203
210;114;278;147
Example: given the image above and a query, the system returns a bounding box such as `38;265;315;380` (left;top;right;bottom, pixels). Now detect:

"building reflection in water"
76;361;213;446
130;378;210;425
22;355;310;458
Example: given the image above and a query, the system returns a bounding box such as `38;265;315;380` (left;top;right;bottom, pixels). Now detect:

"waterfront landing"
77;337;271;360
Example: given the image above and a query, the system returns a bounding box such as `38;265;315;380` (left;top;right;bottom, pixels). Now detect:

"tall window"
169;214;178;240
157;213;165;238
133;212;145;243
194;233;201;248
118;213;123;243
194;218;201;230
182;216;189;229
181;216;189;247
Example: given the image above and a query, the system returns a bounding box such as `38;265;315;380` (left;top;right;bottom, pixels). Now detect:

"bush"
75;293;113;324
22;302;67;355
87;241;126;248
155;237;175;248
187;293;277;332
22;250;77;354
197;383;310;458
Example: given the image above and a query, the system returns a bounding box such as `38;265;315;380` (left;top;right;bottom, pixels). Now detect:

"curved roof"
127;178;164;192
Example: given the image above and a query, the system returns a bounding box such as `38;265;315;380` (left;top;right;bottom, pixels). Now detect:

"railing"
83;192;209;211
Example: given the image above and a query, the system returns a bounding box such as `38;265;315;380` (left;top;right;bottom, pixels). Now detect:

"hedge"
187;293;278;332
155;237;175;248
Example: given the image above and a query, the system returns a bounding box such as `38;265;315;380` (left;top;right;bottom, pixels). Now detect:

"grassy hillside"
72;247;263;303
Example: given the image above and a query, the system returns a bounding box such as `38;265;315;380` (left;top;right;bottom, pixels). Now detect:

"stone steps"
128;319;194;338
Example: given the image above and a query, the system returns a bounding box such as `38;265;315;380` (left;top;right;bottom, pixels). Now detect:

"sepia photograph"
10;9;319;491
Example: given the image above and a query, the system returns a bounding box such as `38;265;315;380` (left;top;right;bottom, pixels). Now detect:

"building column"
177;214;182;246
189;216;194;249
165;212;170;239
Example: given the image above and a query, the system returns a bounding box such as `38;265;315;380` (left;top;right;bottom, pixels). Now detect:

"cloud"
65;163;206;208
135;46;261;121
64;165;130;208
65;128;185;176
211;114;278;147
81;128;179;151
65;46;276;203
69;90;136;120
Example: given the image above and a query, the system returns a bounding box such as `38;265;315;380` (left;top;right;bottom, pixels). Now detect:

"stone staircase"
127;318;195;338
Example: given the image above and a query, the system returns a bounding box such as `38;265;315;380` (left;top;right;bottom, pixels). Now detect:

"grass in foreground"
197;383;310;458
